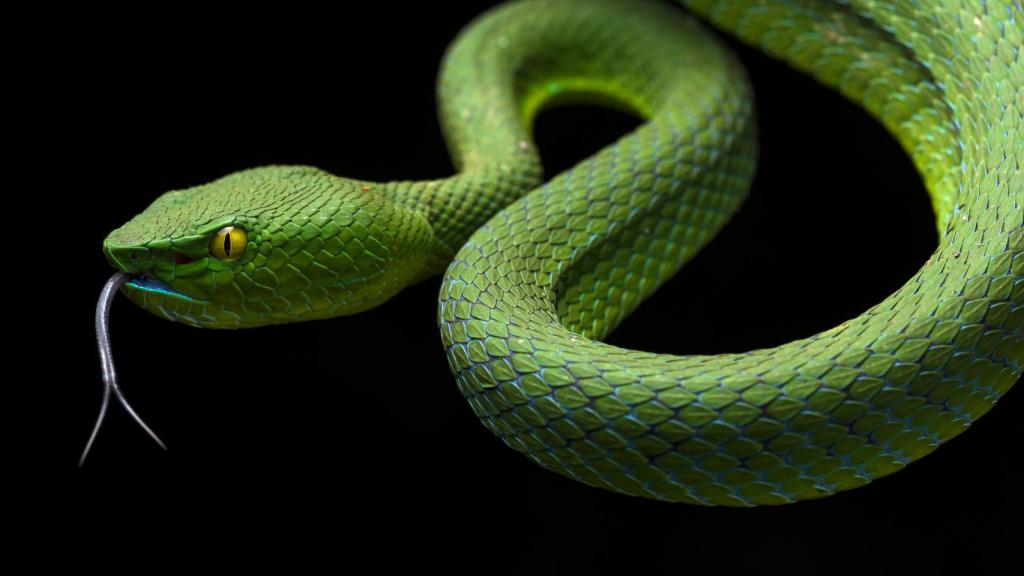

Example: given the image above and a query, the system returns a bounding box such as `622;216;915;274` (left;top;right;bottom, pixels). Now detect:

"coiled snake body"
98;0;1022;505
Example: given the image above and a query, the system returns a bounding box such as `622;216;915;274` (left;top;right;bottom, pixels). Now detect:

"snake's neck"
375;0;708;280
377;158;543;279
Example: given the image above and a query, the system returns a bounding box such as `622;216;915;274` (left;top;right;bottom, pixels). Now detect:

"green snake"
92;0;1022;506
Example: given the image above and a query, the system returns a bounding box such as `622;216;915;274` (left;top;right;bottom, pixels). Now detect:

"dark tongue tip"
80;272;167;467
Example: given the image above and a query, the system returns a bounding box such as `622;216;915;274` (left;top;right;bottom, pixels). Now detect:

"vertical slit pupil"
223;231;232;256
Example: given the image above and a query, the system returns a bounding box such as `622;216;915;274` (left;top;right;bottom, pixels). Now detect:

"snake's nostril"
103;244;152;274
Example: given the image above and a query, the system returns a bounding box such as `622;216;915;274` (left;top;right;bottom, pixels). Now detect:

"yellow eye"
210;226;247;260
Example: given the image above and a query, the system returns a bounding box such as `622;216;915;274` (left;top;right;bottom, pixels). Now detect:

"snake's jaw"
102;230;221;326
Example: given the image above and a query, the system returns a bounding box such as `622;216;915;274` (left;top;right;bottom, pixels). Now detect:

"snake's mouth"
125;274;205;304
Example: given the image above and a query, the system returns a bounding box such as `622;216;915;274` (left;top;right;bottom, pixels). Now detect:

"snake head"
103;165;435;328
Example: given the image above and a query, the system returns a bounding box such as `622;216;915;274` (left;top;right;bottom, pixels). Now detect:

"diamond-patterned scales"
437;1;1022;506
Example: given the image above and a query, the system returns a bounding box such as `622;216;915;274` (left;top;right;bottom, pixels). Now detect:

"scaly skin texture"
103;0;1022;505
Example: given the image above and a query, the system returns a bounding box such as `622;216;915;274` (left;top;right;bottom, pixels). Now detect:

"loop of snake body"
98;0;1022;506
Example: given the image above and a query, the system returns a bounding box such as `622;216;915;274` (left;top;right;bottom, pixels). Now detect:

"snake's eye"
210;226;247;260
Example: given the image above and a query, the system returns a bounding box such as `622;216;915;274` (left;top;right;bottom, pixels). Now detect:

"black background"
47;1;1019;573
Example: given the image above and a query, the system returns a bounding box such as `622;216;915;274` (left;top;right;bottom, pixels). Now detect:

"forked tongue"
80;272;167;466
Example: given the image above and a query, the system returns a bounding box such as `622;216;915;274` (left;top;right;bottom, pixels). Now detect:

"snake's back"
436;0;1023;505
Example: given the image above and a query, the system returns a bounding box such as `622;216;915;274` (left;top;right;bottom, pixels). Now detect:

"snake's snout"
103;242;153;275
